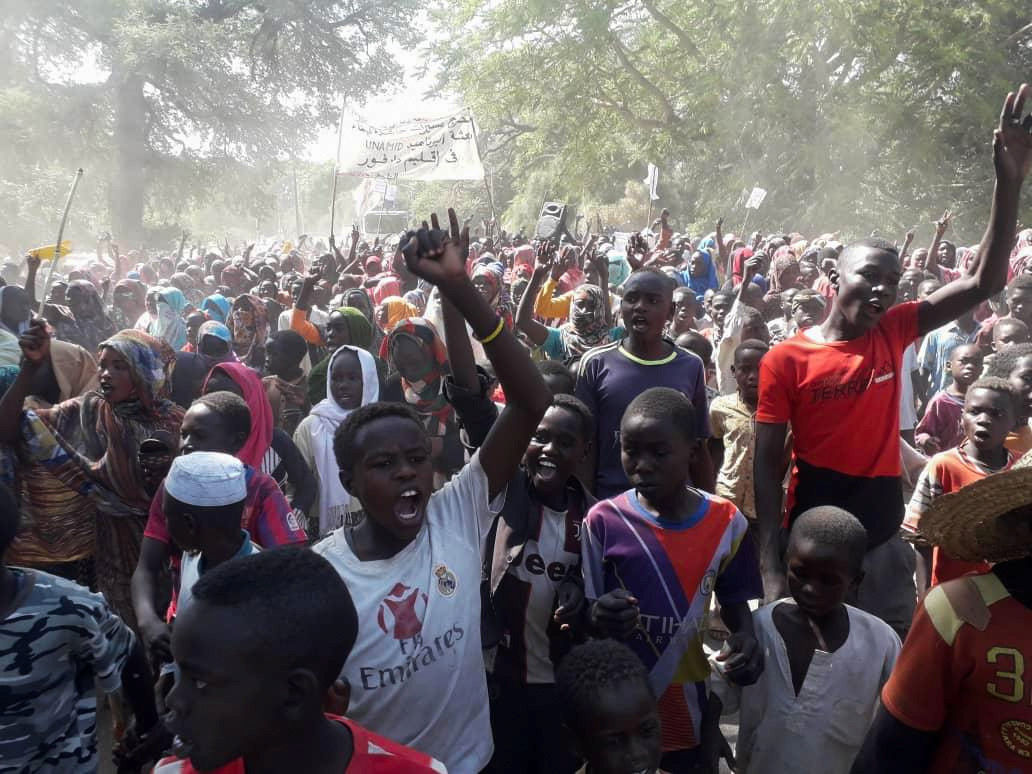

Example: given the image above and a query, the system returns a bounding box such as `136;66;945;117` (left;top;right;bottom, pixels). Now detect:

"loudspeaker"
534;202;567;242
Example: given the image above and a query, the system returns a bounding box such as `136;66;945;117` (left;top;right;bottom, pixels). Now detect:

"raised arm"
918;86;1032;335
924;210;950;277
402;210;551;499
898;227;916;265
0;320;49;443
516;245;557;347
753;420;790;602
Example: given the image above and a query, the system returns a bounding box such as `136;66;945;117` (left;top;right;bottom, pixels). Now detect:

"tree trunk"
110;72;147;247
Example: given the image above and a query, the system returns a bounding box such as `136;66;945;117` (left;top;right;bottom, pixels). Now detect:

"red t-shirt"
152;715;447;773
756;302;920;545
881;570;1032;771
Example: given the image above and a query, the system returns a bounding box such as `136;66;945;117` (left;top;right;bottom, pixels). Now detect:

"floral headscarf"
228;293;269;365
383;318;453;436
559;283;610;358
98;329;178;414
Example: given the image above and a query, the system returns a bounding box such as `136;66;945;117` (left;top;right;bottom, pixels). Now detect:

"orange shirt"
882;570;1032;771
757;302;919;545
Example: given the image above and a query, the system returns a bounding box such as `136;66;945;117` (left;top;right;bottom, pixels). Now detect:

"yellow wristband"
476;317;505;344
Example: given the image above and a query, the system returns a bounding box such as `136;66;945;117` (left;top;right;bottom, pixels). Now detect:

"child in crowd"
981;316;1029;377
0;483;163;772
854;452;1032;773
669;286;704;336
162;451;260;614
538;360;576;395
576;267;713;497
155;548;447;773
720;507;900;773
766;286;798;343
914;342;984;454
263;329;311;437
131;391;307;667
789;288;826;332
312;212;551;774
484;393;596;774
583;387;762;772
905;378;1018;590
675;331;717;402
988;341;1032;453
714;256;770;395
710;340;771;521
556;639;665;774
294;345;380;537
917;310;979;396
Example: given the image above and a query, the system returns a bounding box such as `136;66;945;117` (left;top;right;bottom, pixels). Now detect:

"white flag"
745;187;768;210
643;163;660;201
337;109;485;181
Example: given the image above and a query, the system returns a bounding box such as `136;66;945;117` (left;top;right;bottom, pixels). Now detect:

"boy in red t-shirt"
754;84;1032;635
853;452;1032;773
153;547;446;774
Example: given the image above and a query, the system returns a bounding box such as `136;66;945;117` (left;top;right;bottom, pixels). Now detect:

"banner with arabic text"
337;110;485;181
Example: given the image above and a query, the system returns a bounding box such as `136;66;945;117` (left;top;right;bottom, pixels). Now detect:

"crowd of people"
2;86;1032;774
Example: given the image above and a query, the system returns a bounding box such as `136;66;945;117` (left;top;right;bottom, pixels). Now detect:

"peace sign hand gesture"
400;211;467;288
934;210;952;236
995;83;1032;184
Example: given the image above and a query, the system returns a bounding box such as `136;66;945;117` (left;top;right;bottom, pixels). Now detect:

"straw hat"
920;451;1032;563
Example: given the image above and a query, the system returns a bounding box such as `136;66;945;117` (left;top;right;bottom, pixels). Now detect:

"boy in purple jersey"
575;268;713;497
583;388;762;773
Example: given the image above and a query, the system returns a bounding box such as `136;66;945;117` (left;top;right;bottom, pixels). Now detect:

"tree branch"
639;0;703;60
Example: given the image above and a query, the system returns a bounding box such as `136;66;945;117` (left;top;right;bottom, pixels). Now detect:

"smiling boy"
754;85;1032;633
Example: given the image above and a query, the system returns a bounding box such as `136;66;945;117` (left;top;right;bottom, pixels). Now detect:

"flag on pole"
643;163;660;201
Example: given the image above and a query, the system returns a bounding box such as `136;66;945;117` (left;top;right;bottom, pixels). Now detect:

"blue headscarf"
201;294;231;324
682;248;720;301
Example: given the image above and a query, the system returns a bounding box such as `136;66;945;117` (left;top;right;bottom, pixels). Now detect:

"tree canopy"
0;0;414;248
434;0;1032;241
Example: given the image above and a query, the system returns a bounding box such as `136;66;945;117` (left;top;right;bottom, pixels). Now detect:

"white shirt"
899;342;918;431
314;452;504;774
177;534;261;615
726;601;900;774
716;299;749;395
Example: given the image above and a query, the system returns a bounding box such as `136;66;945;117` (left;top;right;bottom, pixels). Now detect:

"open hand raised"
995;84;1032;183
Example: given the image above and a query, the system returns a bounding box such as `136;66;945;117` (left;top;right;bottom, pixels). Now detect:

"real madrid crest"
434;563;457;597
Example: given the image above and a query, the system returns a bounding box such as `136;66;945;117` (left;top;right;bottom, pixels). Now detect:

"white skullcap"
165;451;247;507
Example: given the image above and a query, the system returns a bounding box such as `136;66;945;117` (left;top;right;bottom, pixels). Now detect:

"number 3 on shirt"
987;647;1026;703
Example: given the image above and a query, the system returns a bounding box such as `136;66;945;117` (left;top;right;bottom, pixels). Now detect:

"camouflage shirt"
0;568;134;773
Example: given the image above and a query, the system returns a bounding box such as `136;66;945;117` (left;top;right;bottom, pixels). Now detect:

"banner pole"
329;105;346;243
39;168;83;317
468;117;499;228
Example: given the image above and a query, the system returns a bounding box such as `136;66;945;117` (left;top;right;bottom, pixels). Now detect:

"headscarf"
383;318;453;436
305;345;379;535
201;294;231;323
202;361;273;469
730;246;754;285
197;320;235;355
228;294;269;365
372;276;402;305
472;262;514;328
767;248;801;294
59;280;117;353
380;296;420;332
111;279;147;330
307;307;376;406
559;284;610;358
343;287;383;355
152;287;189;350
0;285;31;335
404;289;427;313
687;249;720;301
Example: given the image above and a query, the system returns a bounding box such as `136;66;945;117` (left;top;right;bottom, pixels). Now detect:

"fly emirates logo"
360;578;464;691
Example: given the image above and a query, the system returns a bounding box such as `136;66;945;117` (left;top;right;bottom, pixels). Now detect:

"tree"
1;0;416;246
434;0;1032;241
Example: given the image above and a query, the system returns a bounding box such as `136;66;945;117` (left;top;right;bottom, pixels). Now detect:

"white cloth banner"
337;110;485;181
